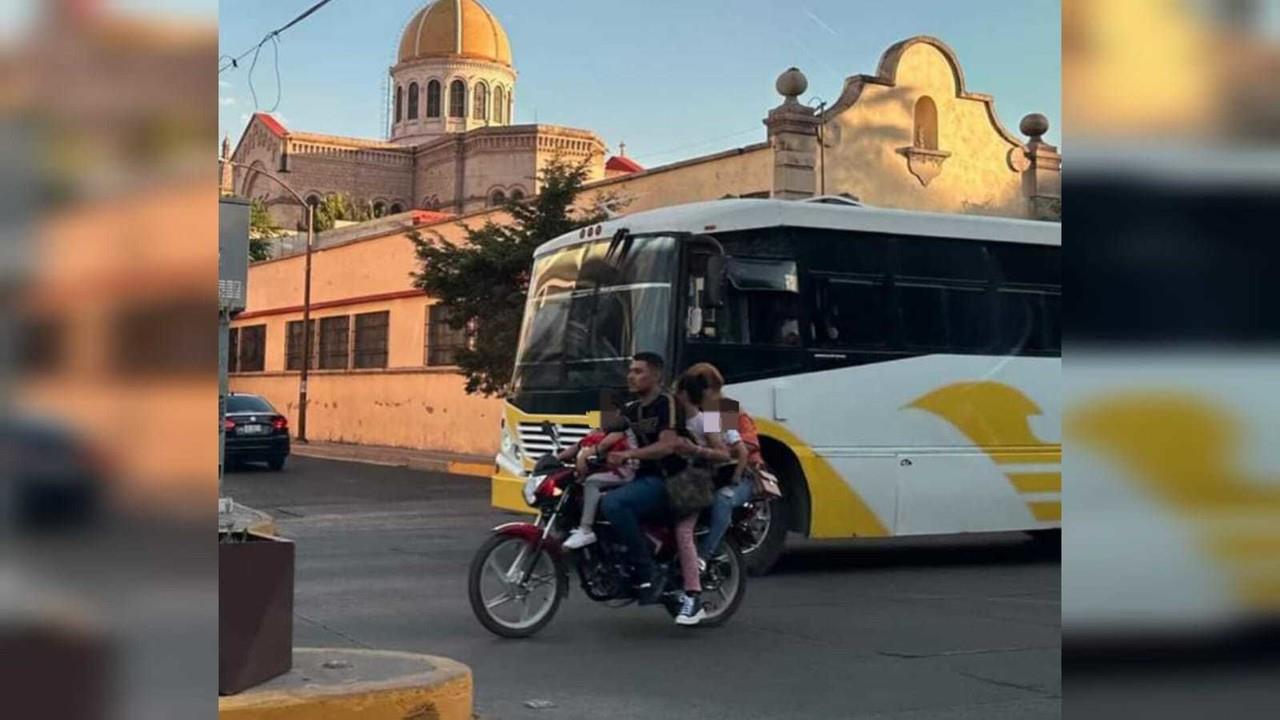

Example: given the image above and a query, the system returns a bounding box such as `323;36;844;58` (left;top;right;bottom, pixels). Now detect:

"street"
226;456;1061;720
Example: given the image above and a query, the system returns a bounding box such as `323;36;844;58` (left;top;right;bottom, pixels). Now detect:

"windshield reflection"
513;235;676;391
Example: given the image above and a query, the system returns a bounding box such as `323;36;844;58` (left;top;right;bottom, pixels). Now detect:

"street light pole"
298;203;314;442
220;155;315;443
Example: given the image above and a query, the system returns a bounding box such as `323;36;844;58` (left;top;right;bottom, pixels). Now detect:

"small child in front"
560;417;637;550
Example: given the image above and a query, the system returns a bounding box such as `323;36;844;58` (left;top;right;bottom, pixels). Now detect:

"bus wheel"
741;494;788;576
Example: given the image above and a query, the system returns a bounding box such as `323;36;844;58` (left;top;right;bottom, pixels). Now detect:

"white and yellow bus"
492;196;1060;574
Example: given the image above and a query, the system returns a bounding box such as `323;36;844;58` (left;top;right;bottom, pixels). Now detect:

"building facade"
227;2;1062;458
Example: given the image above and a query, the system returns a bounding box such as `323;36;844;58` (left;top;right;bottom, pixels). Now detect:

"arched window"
407;83;419;120
488;189;506;207
493;85;505;123
394;86;403;123
509;188;525;203
390;203;403;214
914;96;939;150
449;80;466;118
305;194;321;208
426;80;441;118
473;82;488;120
373;201;387;218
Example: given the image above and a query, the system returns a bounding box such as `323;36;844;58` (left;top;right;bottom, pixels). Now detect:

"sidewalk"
290;440;494;478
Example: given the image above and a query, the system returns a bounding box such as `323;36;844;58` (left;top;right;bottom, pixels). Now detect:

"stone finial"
221;135;231;159
1020;113;1049;142
776;67;809;105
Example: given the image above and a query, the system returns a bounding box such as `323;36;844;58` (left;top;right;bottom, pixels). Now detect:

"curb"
291;445;493;478
219;647;473;720
221;502;278;537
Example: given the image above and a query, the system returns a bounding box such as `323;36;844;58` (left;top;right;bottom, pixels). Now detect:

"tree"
410;156;623;396
312;193;373;232
248;198;279;262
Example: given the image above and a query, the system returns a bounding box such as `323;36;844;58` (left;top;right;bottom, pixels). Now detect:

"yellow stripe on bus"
752;417;890;539
1008;472;1062;493
1028;501;1061;522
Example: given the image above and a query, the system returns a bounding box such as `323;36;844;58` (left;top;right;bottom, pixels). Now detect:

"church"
226;0;1061;458
226;0;621;229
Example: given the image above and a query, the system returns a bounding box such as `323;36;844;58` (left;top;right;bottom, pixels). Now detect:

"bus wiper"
605;229;632;265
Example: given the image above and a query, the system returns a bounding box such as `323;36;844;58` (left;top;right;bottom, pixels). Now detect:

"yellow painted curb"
219;648;472;720
447;460;494;478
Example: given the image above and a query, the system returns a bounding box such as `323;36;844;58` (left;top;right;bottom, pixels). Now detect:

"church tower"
389;0;517;145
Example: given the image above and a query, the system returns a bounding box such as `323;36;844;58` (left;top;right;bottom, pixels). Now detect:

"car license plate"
238;424;266;435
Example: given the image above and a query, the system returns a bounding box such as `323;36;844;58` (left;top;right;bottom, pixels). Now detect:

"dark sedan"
224;393;290;471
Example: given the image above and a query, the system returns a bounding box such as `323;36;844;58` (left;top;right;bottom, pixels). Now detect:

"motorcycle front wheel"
468;533;564;638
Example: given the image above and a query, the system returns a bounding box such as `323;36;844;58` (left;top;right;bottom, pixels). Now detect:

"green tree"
312;193;373;232
248;198;279;262
410;156;623;396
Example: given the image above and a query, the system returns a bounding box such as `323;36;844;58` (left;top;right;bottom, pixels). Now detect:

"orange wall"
230;370;502;456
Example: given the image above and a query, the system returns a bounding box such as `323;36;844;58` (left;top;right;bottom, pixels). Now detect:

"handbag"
753;466;783;499
665;464;715;518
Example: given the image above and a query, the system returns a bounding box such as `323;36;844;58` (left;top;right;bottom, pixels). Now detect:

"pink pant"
675;515;701;593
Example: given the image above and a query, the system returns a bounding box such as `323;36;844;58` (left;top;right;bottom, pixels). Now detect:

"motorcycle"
468;422;747;638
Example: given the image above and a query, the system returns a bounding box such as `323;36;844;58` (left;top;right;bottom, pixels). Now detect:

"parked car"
224;393;290;471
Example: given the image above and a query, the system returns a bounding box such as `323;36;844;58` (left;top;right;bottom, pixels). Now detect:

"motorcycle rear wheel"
468;533;563;638
665;539;746;627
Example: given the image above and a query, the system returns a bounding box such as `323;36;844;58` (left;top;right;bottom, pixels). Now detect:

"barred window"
286;319;317;371
353;311;390;369
238;324;266;372
318;316;350;369
426;305;472;366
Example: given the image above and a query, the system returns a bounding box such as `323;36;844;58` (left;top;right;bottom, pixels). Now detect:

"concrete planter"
219;532;294;695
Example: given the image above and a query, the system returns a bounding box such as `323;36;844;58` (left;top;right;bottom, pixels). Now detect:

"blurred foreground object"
1;0;217;718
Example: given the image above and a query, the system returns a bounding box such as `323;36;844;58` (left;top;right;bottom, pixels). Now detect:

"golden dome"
398;0;512;67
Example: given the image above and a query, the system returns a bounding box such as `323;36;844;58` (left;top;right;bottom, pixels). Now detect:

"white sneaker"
675;593;706;626
562;528;597;550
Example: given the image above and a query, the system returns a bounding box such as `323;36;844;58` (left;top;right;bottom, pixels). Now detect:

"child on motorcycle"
560;415;639;550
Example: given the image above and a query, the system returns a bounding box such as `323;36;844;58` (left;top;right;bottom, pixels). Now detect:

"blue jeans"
697;479;755;559
599;474;668;580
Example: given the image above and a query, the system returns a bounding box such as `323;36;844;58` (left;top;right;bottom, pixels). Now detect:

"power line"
219;0;337;75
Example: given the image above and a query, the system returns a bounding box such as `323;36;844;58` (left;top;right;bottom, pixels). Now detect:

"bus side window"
810;276;891;348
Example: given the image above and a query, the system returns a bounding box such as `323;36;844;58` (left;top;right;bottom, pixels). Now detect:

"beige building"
227;1;1061;458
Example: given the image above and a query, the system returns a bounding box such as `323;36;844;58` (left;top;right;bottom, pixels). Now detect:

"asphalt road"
226;455;1061;720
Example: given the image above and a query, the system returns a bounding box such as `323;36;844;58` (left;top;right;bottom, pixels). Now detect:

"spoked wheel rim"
699;544;743;622
476;537;559;631
738;501;772;556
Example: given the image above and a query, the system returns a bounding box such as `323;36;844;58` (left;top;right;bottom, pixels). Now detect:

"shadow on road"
770;533;1059;575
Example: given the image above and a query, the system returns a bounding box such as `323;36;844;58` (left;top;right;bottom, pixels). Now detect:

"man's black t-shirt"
621;391;687;478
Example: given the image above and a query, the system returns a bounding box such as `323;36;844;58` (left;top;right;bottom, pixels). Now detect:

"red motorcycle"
468;422;747;638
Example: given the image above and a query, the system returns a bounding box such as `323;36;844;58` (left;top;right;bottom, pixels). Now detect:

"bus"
491;196;1061;574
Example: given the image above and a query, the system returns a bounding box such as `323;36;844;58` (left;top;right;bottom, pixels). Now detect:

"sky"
218;0;1062;165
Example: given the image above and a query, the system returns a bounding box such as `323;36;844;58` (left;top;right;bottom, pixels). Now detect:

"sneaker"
697;558;707;574
562;528;597;550
675;593;706;626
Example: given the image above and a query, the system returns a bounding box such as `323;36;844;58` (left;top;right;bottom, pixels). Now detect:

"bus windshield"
512;234;678;391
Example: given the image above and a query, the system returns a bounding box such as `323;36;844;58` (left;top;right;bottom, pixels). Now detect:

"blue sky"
218;0;1060;164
